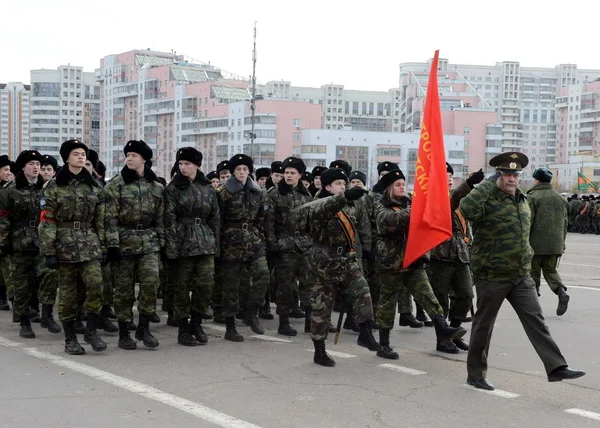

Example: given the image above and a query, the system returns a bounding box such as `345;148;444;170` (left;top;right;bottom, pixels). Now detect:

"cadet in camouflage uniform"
255;167;271;189
0;155;13;311
217;154;268;341
207;171;220;189
460;152;584;391
374;168;466;360
0;150;61;338
104;140;163;350
527;168;570;316
40;154;58;182
308;166;326;197
211;160;231;325
38;139;107;355
303;168;381;367
164;147;219;347
265;157;313;336
426;163;483;353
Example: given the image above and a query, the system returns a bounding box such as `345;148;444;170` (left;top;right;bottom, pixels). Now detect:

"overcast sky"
3;0;599;91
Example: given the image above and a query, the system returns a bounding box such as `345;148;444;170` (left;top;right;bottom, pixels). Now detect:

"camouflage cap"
489;152;529;173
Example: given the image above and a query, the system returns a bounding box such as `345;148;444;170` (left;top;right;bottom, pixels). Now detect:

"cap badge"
509;162;517;169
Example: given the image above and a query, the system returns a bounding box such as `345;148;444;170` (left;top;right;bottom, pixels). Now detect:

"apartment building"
0;82;30;158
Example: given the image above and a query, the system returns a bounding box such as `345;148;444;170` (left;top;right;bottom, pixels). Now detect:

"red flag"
403;50;452;269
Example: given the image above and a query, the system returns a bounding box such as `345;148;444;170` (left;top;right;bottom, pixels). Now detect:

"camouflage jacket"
38;166;105;263
526;183;568;255
459;180;533;282
164;172;220;259
0;173;46;253
104;166;165;256
430;181;473;264
373;192;412;272
216;175;266;262
264;180;313;253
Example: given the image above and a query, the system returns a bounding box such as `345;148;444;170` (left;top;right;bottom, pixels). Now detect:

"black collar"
224;175;261;194
121;165;160;185
15;171;45;190
172;171;211;189
55;165;100;187
277;179;310;196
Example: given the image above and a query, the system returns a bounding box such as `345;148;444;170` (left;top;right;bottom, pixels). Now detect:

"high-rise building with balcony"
0;82;30;158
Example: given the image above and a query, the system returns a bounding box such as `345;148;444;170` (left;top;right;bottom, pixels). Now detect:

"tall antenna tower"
249;21;257;158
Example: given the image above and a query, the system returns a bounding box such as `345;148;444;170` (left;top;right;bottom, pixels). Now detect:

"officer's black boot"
84;313;107;352
224;317;244;342
432;314;466;343
557;288;570;316
63;321;85;355
166;310;179;327
40;304;62;333
313;339;335;367
377;329;399;359
399;312;424;328
450;318;469;351
177;318;199;346
343;307;360;333
304;305;312;333
190;312;208;345
135;315;159;349
357;322;381;351
19;314;35;339
277;314;297;337
73;312;86;334
243;304;264;335
118;321;137;350
415;304;433;327
98;306;118;333
0;285;10;311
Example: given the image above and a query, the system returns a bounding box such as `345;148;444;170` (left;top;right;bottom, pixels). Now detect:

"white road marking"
565;408;600;421
0;336;262;428
250;335;293;343
379;363;426;375
561;262;600;268
459;384;520;398
304;349;356;358
204;324;227;332
568;286;600;292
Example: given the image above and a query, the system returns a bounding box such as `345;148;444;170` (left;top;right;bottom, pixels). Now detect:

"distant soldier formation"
0;140;587;390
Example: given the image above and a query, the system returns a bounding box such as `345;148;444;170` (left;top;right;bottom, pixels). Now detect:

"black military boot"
29;307;41;323
104;305;116;319
243;304;265;335
190;312;208;345
78;309;87;322
177;318;199;346
313;339;335;367
135;316;159;349
432;314;466;343
224;317;244;342
149;313;161;323
127;320;137;331
277;314;297;337
118;321;137;350
450;318;469;351
19;315;35;339
0;285;10;311
399;313;423;328
259;294;274;320
343;307;360;333
166;310;179;327
416;305;433;327
99;306;118;333
290;301;305;319
84;313;107;352
377;329;399;359
357;322;381;351
557;288;570;316
437;339;459;354
40;304;62;333
73;313;86;334
62;321;85;355
304;305;312;333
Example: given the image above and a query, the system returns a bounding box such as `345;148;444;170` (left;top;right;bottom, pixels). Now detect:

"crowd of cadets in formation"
0;139;585;368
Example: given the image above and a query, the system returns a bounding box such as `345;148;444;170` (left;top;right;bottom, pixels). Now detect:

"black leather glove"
486;171;501;182
466;169;485;187
107;247;122;263
45;256;59;270
344;187;368;201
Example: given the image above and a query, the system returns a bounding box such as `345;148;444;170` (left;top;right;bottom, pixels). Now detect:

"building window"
293;119;300;127
464;127;471;134
293;132;300;141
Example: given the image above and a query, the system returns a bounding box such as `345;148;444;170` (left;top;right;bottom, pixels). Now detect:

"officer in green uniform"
460;152;585;391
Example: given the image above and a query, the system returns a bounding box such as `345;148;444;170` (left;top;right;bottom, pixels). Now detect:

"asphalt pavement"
0;232;599;428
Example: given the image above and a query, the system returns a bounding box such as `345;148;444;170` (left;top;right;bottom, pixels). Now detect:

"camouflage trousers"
397;287;414;314
112;253;159;322
275;251;311;317
363;258;381;311
10;252;57;317
213;259;251;316
531;254;565;295
160;258;175;311
59;260;103;321
377;268;443;330
311;261;374;341
173;255;214;320
0;254;12;301
101;263;113;306
220;257;269;318
427;259;474;321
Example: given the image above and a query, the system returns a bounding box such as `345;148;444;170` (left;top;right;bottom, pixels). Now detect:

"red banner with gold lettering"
403;50;452;269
